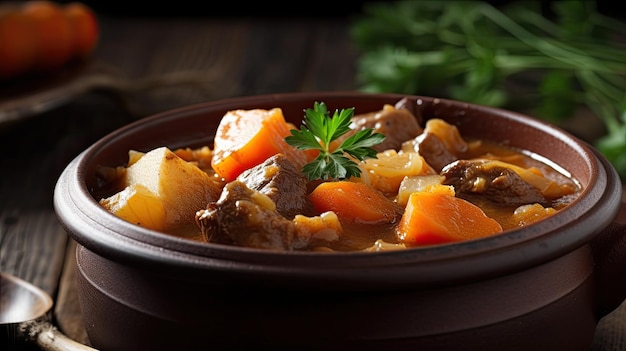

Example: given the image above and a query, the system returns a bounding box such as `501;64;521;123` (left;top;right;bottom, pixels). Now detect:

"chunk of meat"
441;159;549;206
406;133;459;173
195;181;341;251
350;104;423;152
403;118;468;172
237;154;313;219
393;97;425;126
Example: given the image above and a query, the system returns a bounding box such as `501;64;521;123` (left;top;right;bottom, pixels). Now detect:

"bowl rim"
53;91;623;287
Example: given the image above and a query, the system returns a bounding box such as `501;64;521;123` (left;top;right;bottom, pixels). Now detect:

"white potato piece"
127;149;145;166
121;146;220;227
100;184;166;231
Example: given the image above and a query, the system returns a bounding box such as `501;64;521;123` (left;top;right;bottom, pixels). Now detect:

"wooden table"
1;13;625;351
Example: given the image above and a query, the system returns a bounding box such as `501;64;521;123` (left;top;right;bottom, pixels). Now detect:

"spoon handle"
28;320;99;351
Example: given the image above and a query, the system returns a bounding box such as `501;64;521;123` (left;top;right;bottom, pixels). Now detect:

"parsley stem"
478;5;616;71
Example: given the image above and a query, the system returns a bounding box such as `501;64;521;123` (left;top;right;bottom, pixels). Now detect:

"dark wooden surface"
1;13;625;351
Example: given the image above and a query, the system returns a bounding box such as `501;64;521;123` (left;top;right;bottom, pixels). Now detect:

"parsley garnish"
285;102;385;181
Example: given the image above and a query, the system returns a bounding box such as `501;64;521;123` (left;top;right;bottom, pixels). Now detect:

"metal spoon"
1;272;97;351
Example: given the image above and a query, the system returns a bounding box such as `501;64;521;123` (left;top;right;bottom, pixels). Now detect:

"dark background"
43;0;626;19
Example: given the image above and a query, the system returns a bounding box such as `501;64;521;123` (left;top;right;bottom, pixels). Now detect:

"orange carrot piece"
308;181;400;224
211;108;307;182
397;192;503;246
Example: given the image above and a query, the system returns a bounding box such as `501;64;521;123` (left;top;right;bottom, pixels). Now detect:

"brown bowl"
53;92;626;351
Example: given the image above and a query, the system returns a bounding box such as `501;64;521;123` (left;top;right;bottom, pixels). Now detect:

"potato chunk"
104;146;220;229
100;184;166;231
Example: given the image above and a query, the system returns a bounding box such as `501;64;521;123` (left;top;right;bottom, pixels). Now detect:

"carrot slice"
397;192;503;246
211;108;307;182
308;181;400;224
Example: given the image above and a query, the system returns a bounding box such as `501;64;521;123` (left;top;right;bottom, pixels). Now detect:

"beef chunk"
236;154;313;219
403;118;468;173
441;159;548;206
196;181;305;250
410;133;459;173
351;104;423;152
195;181;341;251
393;97;425;126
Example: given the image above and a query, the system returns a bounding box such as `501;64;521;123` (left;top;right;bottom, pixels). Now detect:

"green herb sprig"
351;0;626;181
285;102;385;181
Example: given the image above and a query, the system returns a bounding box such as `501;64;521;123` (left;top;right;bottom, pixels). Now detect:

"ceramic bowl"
54;92;626;351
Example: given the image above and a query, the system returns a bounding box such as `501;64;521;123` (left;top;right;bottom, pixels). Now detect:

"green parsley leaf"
285;102;385;181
